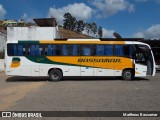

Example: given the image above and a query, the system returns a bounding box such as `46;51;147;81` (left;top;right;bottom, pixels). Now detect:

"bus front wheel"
122;69;134;80
49;69;62;81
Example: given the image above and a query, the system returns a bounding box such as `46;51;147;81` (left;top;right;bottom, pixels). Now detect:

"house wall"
7;27;59;42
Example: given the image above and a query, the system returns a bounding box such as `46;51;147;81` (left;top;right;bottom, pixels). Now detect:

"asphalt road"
0;71;160;120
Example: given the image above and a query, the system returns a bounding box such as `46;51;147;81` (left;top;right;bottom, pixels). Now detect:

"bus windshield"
135;44;154;75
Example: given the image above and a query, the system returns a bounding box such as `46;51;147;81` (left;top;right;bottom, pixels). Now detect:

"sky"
0;0;160;39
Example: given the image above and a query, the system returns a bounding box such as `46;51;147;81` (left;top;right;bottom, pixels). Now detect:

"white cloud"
48;3;93;24
135;0;160;3
91;0;135;18
21;13;28;20
135;0;148;2
102;28;115;38
0;4;6;18
155;0;160;3
133;24;160;39
21;13;33;22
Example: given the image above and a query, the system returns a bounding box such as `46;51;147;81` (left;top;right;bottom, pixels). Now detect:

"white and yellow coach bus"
5;38;156;81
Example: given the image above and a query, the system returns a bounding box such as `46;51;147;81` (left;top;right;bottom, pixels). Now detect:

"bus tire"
122;69;134;80
49;69;62;81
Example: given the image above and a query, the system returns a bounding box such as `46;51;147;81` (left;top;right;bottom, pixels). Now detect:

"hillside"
58;27;93;39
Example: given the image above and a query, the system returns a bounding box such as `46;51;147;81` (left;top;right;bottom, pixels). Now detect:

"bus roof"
7;38;147;45
54;38;144;41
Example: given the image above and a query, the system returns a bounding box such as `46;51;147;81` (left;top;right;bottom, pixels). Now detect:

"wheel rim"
51;73;59;80
124;71;131;79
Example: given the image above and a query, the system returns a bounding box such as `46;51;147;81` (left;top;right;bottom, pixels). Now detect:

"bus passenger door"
135;52;147;76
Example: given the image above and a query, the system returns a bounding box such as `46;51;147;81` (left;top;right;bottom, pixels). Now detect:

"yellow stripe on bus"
40;40;125;44
46;56;134;70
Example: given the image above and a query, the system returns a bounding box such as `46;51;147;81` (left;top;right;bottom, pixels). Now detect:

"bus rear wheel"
49;69;62;81
122;69;134;80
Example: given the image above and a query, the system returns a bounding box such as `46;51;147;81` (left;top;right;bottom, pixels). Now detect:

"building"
3;20;18;26
7;18;60;42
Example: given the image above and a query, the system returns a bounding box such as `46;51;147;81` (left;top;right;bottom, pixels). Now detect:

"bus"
5;38;156;81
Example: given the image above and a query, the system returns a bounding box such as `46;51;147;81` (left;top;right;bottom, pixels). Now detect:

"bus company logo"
78;58;121;63
37;58;44;62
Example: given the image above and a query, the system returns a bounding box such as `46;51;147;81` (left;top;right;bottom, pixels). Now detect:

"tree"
76;20;85;33
91;22;97;36
63;13;71;29
63;13;77;31
98;26;103;38
63;12;101;38
70;17;77;31
85;22;92;35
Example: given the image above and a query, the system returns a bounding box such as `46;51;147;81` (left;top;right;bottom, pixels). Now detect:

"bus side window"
13;44;17;56
52;45;56;55
115;45;123;56
61;45;78;56
105;45;113;56
23;47;27;56
39;45;45;55
22;44;29;56
81;45;94;56
54;45;61;56
129;45;134;58
123;45;133;58
7;44;17;56
62;45;68;56
72;45;78;56
17;45;23;56
47;45;52;56
35;45;41;55
96;45;104;56
30;45;36;56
